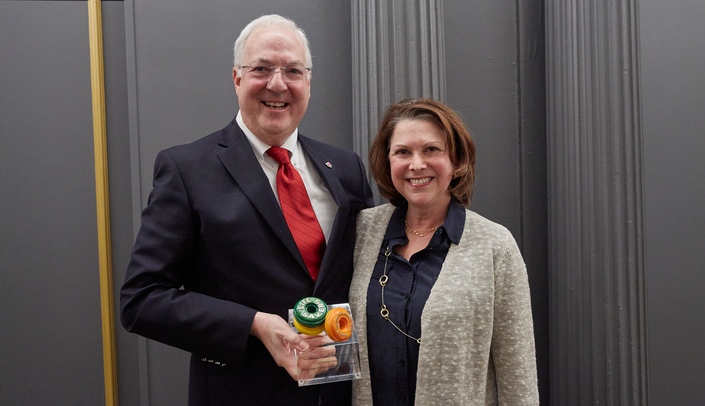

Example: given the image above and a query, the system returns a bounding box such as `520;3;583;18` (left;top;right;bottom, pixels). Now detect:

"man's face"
233;26;311;146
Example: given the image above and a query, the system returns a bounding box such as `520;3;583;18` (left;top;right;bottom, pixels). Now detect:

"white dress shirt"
236;111;338;243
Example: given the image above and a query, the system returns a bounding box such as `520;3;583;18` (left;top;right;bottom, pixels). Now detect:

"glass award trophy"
288;300;362;386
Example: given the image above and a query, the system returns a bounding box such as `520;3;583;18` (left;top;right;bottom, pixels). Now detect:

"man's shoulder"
298;133;358;158
158;119;240;159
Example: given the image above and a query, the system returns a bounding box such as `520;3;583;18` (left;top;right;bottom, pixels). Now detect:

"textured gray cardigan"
349;204;539;405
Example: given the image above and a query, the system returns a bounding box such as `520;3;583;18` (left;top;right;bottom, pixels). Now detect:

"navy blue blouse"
365;200;465;405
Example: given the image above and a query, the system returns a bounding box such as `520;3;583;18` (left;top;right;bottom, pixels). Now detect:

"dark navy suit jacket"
120;117;374;405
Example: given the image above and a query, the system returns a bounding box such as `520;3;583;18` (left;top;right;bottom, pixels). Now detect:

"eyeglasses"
239;63;311;82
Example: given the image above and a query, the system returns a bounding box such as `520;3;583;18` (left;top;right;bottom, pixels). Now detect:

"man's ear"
233;68;241;90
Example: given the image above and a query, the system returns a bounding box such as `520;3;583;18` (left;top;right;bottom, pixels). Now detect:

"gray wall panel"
546;0;648;402
101;2;142;405
640;0;705;403
516;2;549;403
444;0;522;234
0;2;103;405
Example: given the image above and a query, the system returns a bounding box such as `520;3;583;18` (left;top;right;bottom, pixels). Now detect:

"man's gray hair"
233;14;312;76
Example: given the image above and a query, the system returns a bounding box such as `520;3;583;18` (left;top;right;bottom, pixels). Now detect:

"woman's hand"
296;333;338;380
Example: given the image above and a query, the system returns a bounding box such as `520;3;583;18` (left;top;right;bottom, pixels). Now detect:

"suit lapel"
215;124;355;283
216;123;308;275
298;136;352;285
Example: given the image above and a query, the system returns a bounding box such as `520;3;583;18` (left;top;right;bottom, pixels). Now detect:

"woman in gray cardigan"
349;98;539;405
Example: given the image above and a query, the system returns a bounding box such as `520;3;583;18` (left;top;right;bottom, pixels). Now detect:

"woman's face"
388;119;456;210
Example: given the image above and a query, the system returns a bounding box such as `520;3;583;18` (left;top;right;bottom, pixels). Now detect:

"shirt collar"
385;199;466;245
236;110;301;164
443;199;466;245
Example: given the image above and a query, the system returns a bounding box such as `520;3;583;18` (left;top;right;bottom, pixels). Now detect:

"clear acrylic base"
288;303;362;386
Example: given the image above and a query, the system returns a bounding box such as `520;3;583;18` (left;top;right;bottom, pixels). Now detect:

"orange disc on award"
324;307;354;342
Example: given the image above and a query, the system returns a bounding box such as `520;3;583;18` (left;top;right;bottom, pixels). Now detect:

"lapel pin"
325;162;333;169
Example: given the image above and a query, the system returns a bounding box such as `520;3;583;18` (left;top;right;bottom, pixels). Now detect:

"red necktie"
267;146;325;280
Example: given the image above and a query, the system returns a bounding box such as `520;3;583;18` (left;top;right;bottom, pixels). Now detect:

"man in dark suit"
120;14;374;406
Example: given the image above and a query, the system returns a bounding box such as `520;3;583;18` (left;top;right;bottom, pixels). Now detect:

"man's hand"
250;312;309;380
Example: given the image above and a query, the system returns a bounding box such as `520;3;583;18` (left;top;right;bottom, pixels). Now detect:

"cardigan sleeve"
490;235;540;405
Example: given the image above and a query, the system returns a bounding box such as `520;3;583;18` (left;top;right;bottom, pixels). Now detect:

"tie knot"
267;146;291;165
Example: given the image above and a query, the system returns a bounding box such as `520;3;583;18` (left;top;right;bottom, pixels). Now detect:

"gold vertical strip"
88;1;119;405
